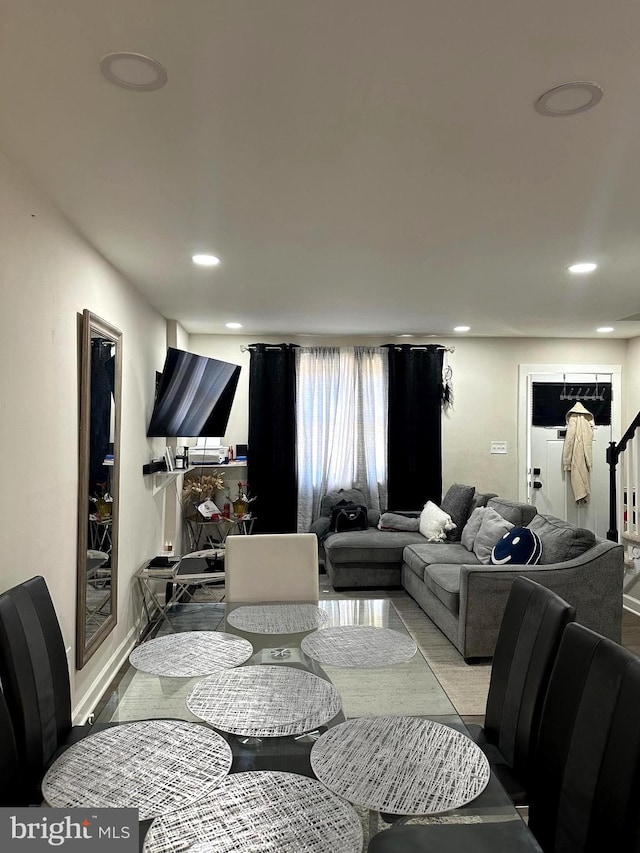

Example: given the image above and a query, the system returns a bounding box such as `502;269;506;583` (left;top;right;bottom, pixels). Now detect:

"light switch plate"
490;441;508;454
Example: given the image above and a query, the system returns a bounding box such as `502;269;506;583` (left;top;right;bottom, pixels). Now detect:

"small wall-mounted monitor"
147;347;241;438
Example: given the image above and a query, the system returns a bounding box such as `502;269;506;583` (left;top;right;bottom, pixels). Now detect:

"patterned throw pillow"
490;527;542;566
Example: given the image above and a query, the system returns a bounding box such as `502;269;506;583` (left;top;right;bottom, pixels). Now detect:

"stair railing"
607;411;640;541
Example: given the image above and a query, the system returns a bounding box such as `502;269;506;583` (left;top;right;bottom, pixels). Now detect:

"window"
296;347;388;531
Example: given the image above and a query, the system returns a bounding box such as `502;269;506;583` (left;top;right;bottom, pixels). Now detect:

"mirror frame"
76;310;122;669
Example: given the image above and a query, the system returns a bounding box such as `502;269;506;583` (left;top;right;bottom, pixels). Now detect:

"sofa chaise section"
317;487;495;589
324;528;427;588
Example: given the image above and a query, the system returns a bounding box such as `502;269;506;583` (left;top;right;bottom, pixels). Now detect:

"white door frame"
517;363;622;503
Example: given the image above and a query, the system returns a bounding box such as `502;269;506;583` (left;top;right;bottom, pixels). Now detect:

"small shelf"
187;461;248;468
147;461;248;496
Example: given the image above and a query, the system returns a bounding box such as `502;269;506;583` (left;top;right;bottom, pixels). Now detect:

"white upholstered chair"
225;533;319;603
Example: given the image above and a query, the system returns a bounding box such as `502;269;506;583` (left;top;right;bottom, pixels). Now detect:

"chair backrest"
225;533;319;603
484;577;575;789
0;575;72;799
528;622;640;852
0;684;20;805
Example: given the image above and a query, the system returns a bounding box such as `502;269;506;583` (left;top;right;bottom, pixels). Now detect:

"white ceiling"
2;0;640;339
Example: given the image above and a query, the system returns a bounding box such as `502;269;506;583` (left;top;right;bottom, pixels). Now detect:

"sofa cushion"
527;513;596;564
441;483;476;542
378;512;420;531
324;528;426;567
403;542;480;581
461;506;487;551
490;526;542;566
470;491;498;512
419;501;456;541
487;498;537;526
473;508;514;564
423;564;463;614
320;488;367;518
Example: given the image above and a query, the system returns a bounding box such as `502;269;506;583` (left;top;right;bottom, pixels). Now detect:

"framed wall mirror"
76;310;122;668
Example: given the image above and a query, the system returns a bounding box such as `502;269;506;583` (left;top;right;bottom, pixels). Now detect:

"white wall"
626;337;640;421
0;151;168;717
189;333;629;502
443;337;631;498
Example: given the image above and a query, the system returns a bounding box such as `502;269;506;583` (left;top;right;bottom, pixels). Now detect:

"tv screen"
147;347;241;437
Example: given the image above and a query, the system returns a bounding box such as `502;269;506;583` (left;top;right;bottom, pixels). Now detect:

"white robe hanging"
562;401;594;504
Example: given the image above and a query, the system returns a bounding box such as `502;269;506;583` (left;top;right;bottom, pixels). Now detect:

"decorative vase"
96;498;111;520
232;498;249;517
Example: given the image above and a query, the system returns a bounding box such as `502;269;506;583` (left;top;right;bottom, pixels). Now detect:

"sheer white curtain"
296;346;388;531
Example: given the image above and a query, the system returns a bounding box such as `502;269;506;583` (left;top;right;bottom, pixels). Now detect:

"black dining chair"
466;576;575;805
380;575;574;826
369;621;640;852
0;575;96;803
0;684;20;805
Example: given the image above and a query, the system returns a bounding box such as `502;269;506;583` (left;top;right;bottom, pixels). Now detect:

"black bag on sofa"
329;502;368;533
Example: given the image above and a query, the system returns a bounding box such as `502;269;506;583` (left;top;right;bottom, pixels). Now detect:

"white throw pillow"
461;506;487;552
419;501;457;542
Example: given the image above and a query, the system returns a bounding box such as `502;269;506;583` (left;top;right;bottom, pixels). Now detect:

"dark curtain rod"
240;343;455;353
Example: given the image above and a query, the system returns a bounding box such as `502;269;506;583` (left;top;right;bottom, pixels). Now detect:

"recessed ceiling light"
535;81;603;117
596;326;614;333
225;322;242;329
100;52;167;91
567;262;597;274
454;325;470;332
192;254;220;266
397;334;414;338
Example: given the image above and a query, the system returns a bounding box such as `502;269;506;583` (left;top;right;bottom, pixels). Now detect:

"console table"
135;555;225;636
185;515;256;551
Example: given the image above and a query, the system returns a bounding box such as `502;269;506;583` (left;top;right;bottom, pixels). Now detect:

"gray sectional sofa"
313;489;624;660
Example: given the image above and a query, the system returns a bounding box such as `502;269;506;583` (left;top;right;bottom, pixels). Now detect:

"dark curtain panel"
385;344;444;510
248;344;298;532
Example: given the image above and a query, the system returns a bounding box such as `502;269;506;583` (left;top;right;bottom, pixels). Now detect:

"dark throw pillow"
490;526;542;566
440;484;476;541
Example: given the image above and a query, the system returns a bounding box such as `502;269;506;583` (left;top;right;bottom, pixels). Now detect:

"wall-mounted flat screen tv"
147;347;241;437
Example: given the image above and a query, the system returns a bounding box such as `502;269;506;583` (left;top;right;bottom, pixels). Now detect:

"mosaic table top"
42;719;233;820
143;771;363;853
310;715;490;815
226;603;328;634
129;630;253;677
301;625;417;668
186;664;342;737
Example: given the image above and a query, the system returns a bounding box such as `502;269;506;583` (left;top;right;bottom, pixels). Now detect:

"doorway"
518;364;622;539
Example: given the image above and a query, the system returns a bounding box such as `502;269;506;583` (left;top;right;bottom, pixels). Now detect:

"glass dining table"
91;597;528;850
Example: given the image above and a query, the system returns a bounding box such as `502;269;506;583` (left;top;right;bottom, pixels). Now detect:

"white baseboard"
623;596;640;618
72;624;140;725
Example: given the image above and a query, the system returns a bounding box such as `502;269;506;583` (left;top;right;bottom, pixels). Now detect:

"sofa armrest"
456;540;624;659
309;517;331;538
